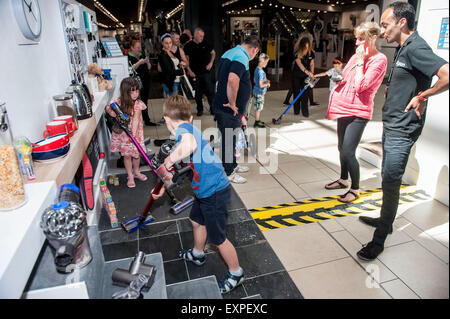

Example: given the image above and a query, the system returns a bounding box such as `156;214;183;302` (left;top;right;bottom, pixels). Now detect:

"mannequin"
313;16;324;51
327;15;340;52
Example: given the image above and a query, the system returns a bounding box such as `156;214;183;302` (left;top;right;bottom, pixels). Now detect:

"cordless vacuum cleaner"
109;102;195;233
272;77;320;125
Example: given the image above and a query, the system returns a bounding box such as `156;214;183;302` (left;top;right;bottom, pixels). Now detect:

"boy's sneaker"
228;172;247;184
218;271;245;294
235;165;249;173
253;120;265;128
179;248;206;266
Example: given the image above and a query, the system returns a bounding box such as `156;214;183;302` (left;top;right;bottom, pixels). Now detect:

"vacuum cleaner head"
112;251;156;292
121;214;155;233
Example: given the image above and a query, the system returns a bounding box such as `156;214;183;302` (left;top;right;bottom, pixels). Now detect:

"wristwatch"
417;91;428;102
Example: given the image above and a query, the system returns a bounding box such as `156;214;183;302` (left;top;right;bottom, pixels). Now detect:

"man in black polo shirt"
357;2;449;261
213;36;261;184
184;28;216;116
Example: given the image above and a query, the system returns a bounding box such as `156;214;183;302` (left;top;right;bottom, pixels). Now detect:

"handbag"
128;61;144;90
179;74;195;100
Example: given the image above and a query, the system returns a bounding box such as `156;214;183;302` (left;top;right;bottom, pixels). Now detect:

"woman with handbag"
128;39;154;126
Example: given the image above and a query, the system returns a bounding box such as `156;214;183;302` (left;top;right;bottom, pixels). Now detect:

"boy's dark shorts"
189;185;231;245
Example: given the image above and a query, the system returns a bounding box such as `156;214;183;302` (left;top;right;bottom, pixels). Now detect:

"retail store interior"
0;0;448;300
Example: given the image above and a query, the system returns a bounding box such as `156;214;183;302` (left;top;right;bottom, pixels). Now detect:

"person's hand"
188;69;196;78
405;96;427;119
138;58;146;66
151;185;166;200
308;71;315;81
164;156;174;171
224;102;238;116
206;62;213;71
267;80;271;87
105;105;116;117
180;61;187;68
336;75;343;82
241;115;247;126
356;44;368;62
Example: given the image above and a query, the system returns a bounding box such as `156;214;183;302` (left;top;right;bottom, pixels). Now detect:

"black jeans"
373;129;420;246
194;73;215;114
215;110;241;176
337;116;368;189
292;76;309;116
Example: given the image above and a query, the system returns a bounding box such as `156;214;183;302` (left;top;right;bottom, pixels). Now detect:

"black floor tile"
138;220;179;240
139;233;182;261
185;251;228;281
102;240;138;262
99;228;138;246
226;220;266;248
235;242;285;278
163;259;189;285
228;187;247;211
243;271;303;299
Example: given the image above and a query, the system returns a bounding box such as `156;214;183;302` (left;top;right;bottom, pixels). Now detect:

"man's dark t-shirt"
184;40;213;75
383;32;447;135
128;52;149;82
213;45;251;116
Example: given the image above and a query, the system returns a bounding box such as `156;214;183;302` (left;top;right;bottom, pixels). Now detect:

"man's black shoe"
145;121;158;126
310;102;320;106
359;216;393;234
357;241;384;261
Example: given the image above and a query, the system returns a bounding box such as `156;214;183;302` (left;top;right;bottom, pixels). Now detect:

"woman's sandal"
133;172;148;181
325;179;348;190
127;176;136;188
338;189;360;203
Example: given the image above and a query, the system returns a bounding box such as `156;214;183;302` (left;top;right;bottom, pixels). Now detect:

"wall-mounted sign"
438;17;449;50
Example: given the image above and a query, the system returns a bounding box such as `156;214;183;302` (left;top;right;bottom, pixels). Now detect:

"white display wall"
0;0;74;143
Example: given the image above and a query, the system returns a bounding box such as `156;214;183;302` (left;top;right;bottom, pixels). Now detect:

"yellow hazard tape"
250;185;429;231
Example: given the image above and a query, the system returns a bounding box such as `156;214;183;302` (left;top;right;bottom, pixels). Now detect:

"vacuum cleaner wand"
272;77;320;125
109;102;195;233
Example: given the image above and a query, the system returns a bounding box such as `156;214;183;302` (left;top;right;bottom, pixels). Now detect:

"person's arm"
179;47;189;68
131;111;140;136
206;50;216;71
314;72;328;78
353;54;387;94
405;63;449;119
310;58;315;75
157;62;162;73
224;72;240;116
165;133;197;169
295;58;314;79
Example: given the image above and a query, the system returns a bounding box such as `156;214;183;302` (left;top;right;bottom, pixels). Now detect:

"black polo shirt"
213;45;251;116
383;32;447;135
184;40;213;75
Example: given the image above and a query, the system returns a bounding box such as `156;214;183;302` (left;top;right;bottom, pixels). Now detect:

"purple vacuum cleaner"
109;102;194;233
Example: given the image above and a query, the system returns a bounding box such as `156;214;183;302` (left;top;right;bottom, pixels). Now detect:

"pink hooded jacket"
327;52;387;120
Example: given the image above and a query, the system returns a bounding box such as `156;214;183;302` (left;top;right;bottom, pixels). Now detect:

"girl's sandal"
133;172;148;181
127;176;136;188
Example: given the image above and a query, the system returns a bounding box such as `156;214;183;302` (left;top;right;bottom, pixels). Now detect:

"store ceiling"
94;0;377;28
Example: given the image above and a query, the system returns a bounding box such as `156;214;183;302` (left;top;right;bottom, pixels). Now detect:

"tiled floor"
140;87;449;299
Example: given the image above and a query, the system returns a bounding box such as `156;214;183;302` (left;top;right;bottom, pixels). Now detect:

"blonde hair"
354;21;381;41
294;36;311;58
258;53;270;63
163;95;192;121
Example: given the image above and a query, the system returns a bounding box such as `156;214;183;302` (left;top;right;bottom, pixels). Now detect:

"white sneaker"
228;172;247;184
235;165;249;173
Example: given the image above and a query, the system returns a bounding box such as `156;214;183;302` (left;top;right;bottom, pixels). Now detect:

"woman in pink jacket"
325;22;387;203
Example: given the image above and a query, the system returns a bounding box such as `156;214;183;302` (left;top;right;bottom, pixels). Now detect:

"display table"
0;90;112;298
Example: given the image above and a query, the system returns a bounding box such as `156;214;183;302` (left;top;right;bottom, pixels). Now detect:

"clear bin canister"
0;102;27;211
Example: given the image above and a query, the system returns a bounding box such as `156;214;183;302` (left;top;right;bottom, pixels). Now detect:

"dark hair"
180;33;190;46
388;1;416;30
242;35;262;49
294;36;311;58
119;77;140;116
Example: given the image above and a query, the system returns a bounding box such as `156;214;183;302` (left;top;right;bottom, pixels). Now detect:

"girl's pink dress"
327;52;387;120
110;98;147;158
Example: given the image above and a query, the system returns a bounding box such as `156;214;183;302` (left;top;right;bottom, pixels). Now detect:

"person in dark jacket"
157;33;185;97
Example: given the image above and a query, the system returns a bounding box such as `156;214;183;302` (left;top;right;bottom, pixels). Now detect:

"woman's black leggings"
337;116;368;189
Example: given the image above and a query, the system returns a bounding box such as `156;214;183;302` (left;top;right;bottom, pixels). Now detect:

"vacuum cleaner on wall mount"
272;77;320;125
108;102;195;233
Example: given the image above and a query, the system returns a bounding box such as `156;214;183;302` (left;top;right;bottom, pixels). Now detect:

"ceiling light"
138;0;146;23
166;2;184;19
94;0;124;27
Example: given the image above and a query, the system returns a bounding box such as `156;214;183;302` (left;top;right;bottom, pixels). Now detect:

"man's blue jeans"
373;129;420;245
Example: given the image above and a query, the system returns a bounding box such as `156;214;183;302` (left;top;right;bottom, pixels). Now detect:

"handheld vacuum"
272;77;320;125
109;102;195;233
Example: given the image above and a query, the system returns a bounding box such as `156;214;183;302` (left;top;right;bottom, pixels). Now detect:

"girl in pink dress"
106;77;148;188
325;22;387;203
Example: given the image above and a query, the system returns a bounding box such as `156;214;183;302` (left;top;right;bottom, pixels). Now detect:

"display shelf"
25;90;109;189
